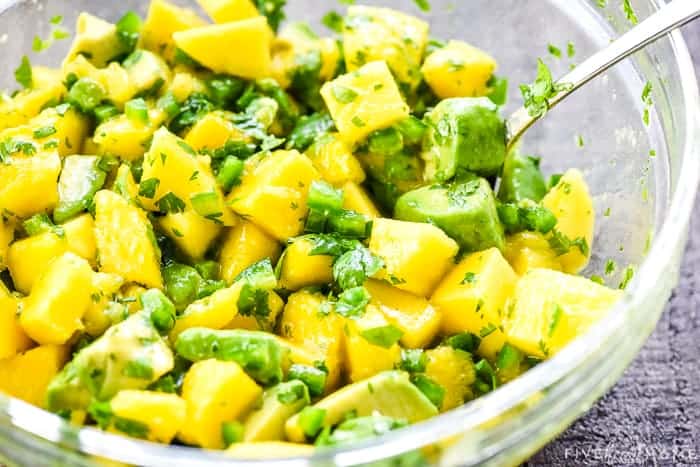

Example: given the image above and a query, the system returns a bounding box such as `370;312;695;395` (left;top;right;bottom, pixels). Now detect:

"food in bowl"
0;0;622;458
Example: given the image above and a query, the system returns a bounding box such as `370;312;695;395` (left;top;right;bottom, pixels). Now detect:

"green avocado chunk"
394;178;505;252
242;380;310;442
422;97;506;181
54;155;109;223
359;150;425;213
497;153;547;203
46;312;174;412
284;370;437;442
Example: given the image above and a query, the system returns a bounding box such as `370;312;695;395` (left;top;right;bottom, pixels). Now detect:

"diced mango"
0;296;33;360
422;41;497;99
27;106;88;157
504;232;561;275
20;252;93;345
365;280;441;349
119;284;148;315
0;218;13;271
504;268;622;358
158;210;224;261
343;6;429;91
228;150;320;241
431;248;518;359
140;128;235;226
345;305;402;382
140;0;206;62
93;108;165;161
225;290;284;332
278;237;333;291
0;345;69;408
0;151;61;219
219;221;281;284
185;111;247;152
321;61;410;145
180;359;262;449
83;272;125;337
173;17;272;79
279;291;344;390
305;133;365;187
124;50;172;96
369;218;458;297
8;232;66;294
197;0;260;23
109;390;187;444
94;190;163;289
170;282;244;340
0;67;65;131
64;13;129;68
342;182;381;219
166;70;208;102
542;169;594;274
424;346;475;411
96;62;136;109
62;213;97;266
226;442;315;459
319;38;341;81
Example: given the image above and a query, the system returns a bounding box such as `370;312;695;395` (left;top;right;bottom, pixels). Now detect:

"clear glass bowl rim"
0;0;698;465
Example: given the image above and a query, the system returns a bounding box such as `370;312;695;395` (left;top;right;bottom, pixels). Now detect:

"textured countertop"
528;24;700;467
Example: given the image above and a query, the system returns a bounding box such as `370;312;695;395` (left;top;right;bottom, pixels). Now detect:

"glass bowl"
0;0;697;466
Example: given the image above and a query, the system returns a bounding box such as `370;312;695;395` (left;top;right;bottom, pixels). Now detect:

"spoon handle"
506;0;700;150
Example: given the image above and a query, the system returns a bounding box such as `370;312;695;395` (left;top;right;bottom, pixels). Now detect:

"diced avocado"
64;13;131;68
54;156;108;224
394;178;505;252
284;370;437;442
46;312;174;412
319;415;406;447
123;49;172;96
497;153;547;203
359;150;424;213
174;328;287;385
422;97;506;181
242;380;310;442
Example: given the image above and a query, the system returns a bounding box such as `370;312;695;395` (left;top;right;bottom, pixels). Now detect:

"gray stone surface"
528;24;700;467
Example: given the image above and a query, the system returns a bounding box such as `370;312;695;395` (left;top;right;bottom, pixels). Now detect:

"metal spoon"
506;0;700;152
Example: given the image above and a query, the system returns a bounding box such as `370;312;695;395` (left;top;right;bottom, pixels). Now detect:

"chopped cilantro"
410;374;444;408
351;116;366;127
548;303;563;337
567;41;576;58
623;0;638;24
519;59;572;118
33;126;57;139
138;178;160;199
322;11;344;33
14;56;32;89
156;192;186;213
605;259;616;275
360;325;403;349
547;43;562;58
333;85;359;104
618;266;635;290
461;272;478;285
335;286;371;318
413;0;431;12
332;245;383;290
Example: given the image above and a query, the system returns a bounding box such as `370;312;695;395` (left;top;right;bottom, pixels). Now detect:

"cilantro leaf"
14;55;32;89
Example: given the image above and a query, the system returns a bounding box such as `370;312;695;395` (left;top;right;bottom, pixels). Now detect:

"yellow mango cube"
173;17;272;80
319;38;341;81
365;280;441;349
305;133;365;187
431;248;518;359
345;305;402;382
218;221;281;284
0;218;14;271
140;0;206;62
0;296;33;360
542;169;595;274
279;291;344;390
62;213;97;266
110;390;187;444
180;359;262;449
422;41;497;99
20;252;93;345
278;237;333;291
0;67;66;131
343;6;429;91
225;290;284;332
159;210;224;261
0;151;61;219
197;0;260;23
369;218;459;297
83;272;125;337
94;190;163;289
424;346;475;411
7;232;66;294
94;109;164;161
140;128;235;226
504;232;561;275
185;111;247;152
166;70;208;102
28;106;88;157
0;345;69;408
228;150;320;241
95;62;136;109
64;13;128;68
170;282;244;340
342;182;381;219
504;268;622;359
321;61;410;145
